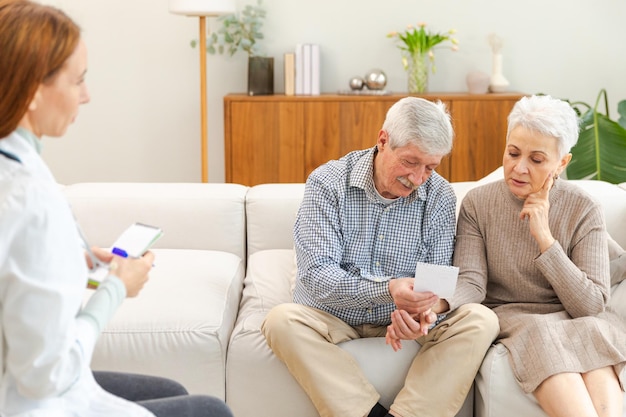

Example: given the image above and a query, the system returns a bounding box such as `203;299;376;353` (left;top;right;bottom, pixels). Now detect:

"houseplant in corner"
194;0;271;95
565;89;626;184
387;22;458;93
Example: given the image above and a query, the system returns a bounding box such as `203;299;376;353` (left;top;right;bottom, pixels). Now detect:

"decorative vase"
466;71;490;94
489;53;509;93
407;52;429;94
248;56;274;96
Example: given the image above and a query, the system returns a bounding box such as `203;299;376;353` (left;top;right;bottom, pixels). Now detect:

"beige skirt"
494;303;626;393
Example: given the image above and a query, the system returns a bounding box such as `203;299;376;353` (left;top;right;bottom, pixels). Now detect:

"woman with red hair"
0;1;232;416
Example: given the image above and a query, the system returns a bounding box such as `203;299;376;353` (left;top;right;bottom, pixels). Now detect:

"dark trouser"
93;371;233;417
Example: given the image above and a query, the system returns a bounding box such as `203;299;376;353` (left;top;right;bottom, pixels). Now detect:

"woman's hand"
85;246;113;269
520;173;555;252
90;247;154;297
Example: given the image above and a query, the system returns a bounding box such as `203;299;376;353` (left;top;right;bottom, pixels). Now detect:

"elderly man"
262;97;498;417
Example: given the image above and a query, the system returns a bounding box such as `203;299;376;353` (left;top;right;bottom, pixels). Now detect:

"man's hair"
0;0;81;138
382;96;454;156
506;95;580;157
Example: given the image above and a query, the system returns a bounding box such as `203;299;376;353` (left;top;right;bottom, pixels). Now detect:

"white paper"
413;262;459;298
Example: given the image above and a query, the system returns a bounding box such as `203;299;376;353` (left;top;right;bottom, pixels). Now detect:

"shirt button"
379;235;384;240
375;261;380;266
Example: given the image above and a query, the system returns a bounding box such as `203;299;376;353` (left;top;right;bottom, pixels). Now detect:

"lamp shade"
169;0;236;16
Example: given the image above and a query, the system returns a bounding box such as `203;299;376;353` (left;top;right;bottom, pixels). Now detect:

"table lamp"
169;0;236;182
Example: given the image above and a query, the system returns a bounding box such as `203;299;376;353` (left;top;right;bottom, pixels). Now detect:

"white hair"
382;96;454;155
507;95;580;157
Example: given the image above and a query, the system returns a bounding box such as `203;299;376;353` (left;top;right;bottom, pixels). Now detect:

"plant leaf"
567;111;626;183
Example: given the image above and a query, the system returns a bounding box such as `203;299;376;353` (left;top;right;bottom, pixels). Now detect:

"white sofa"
65;177;626;417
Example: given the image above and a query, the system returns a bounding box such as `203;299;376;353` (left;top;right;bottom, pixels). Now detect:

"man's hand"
385;309;437;352
388;277;438;315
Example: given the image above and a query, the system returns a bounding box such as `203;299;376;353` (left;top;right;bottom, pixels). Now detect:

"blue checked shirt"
293;147;457;326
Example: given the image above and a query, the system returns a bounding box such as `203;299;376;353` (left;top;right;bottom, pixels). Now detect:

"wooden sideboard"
224;92;525;186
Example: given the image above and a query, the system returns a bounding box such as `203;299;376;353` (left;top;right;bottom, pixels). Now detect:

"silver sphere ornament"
364;69;387;90
349;76;365;90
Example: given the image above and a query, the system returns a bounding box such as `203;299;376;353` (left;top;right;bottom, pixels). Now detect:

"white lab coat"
0;130;153;417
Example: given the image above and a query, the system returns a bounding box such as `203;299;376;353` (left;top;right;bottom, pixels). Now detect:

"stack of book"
284;43;320;96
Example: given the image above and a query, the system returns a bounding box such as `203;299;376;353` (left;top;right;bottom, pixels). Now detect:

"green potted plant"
565;89;626;184
387;23;458;93
193;0;272;95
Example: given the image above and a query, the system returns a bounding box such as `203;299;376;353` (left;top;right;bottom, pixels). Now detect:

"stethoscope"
0;148;20;164
76;222;110;274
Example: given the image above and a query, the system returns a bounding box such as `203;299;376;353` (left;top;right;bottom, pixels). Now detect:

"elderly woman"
387;94;626;417
453;94;626;416
0;1;232;416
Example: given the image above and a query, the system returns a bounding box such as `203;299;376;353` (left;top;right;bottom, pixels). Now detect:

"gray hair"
506;95;580;157
382;96;454;155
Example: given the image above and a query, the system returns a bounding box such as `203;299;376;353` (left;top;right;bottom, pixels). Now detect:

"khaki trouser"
262;303;499;417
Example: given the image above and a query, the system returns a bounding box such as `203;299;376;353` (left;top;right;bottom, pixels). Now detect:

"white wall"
41;0;626;184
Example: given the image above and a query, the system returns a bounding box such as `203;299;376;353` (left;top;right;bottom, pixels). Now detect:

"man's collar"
348;146;377;190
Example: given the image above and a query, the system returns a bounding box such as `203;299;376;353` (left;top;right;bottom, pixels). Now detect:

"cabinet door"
303;101;341;178
303;100;396;178
226;101;305;185
449;99;518;182
338;100;395;155
304;99;452;180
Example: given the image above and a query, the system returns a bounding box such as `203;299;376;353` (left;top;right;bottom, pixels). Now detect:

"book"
413;262;459;298
311;44;320;96
284;52;295;96
295;44;304;95
302;43;312;95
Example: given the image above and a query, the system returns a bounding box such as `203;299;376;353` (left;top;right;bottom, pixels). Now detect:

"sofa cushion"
475;343;545;417
227;249;321;417
65;183;248;259
450;182;479;217
237;249;296;316
89;248;245;398
611;281;626;320
476;166;504;185
245;183;305;256
609;235;626;286
574;180;626;249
